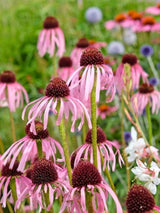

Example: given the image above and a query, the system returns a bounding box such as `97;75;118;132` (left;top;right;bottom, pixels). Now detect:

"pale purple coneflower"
133;16;160;32
0;70;29;112
131;83;160;114
37;16;65;57
89;39;107;49
97;104;118;119
1;121;64;172
105;13;133;30
126;184;160;213
70;127;124;173
22;77;92;133
60;161;123;213
68;47;115;103
145;3;160;15
71;37;90;69
115;53;148;93
15;159;70;212
0;161;30;208
57;56;74;81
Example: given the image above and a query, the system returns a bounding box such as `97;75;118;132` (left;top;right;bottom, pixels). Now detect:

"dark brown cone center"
0;70;16;83
45;77;70;97
80;47;104;66
25;121;49;139
43;16;59;29
85;127;106;144
1;161;22;177
139;83;154;94
76;38;90;48
122;54;138;66
126;184;155;213
31;159;58;185
59;56;72;68
72;161;102;188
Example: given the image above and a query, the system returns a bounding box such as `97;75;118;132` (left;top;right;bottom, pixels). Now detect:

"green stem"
9;110;16;142
52;55;57;77
0;136;4;154
91;76;97;168
36;139;43;158
147;56;159;81
82;117;87;144
120;96;130;190
10;178;20;213
86;191;94;213
59;118;72;185
43;189;54;213
57;101;72;185
146;103;153;146
6;200;14;213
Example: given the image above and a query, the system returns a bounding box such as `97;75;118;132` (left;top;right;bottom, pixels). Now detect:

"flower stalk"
91;75;97;168
146;103;153;146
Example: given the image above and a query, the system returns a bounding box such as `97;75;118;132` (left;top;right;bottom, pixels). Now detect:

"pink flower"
146;3;160;15
1;121;64;172
60;161;123;213
15;159;70;212
37;16;65;57
68;47;115;103
133;16;160;32
131;83;160;114
0;161;30;208
126;184;160;213
71;37;90;69
0;70;29;112
97;104;117;119
89;39;107;49
115;54;148;93
57;56;74;81
22;77;92;133
71;127;124;173
105;13;133;30
71;38;107;69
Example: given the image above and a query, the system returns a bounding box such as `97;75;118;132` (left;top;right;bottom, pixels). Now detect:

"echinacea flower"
0;70;29;112
71;127;124;173
68;47;115;103
125;127;146;163
89;39;107;49
105;13;133;30
60;161;123;213
97;104;117;119
0;161;30;208
131;83;160;114
133;16;160;32
15;159;69;212
37;16;65;57
146;3;160;15
57;56;74;81
140;44;153;57
107;41;125;55
115;53;148;93
85;7;102;23
22;77;92;132
126;184;160;213
131;160;160;194
71;37;90;69
1;121;64;172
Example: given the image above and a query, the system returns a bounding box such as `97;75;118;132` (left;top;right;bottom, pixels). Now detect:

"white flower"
123;28;137;45
132;159;160;194
125;127;146;162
